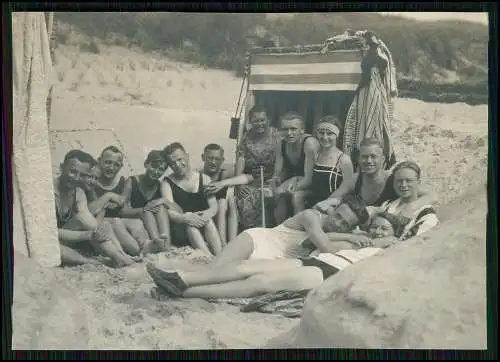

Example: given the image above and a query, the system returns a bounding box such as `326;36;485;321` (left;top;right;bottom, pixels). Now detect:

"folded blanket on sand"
151;287;310;319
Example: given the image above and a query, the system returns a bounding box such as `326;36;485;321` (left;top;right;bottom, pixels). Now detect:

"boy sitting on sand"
54;149;136;267
199;143;238;246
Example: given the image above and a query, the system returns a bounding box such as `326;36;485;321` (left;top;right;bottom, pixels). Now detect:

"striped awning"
249;50;363;92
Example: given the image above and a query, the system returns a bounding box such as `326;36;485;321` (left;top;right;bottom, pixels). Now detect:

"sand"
12;44;489;350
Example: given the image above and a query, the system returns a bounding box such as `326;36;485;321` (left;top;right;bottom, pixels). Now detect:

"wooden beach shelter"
12;12;61;267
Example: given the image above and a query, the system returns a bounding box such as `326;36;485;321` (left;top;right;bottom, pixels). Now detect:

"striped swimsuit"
309;153;345;205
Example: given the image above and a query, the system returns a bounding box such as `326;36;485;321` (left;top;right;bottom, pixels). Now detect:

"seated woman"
121;150;178;254
81;162;149;259
307;115;355;208
55;150;136;268
147;162;439;299
161;142;223;256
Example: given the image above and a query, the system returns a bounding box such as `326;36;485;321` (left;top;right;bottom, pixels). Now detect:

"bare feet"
113;255;136;268
141;239;156;255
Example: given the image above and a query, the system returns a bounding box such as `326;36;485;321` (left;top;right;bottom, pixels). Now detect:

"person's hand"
262;187;274;198
107;193;126;208
366;206;382;219
286;178;298;193
348;234;374;248
183;212;207;228
274;184;286;196
143;199;166;214
204;181;225;196
91;223;112;243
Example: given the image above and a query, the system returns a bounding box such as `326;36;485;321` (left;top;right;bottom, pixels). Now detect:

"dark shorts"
298;256;340;280
215;186;229;200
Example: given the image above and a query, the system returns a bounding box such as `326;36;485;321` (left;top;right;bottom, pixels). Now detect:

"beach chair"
228;34;367;222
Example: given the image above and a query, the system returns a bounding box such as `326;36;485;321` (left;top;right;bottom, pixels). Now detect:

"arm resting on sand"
58;229;93;245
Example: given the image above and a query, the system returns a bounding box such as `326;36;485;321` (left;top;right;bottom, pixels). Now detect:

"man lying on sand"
81;146;151;257
147;161;440;299
54;150;136;267
146;214;394;299
199;143;238;246
161;142;224;256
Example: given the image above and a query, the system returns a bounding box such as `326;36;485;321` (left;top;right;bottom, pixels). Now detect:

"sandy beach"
12;44;489;350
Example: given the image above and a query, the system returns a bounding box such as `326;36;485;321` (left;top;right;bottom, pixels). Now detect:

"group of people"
54;106;440;300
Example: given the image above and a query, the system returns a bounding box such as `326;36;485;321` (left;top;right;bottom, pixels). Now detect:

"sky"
379;12;488;25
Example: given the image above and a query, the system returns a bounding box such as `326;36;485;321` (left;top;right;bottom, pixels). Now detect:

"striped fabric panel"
249;51;363;92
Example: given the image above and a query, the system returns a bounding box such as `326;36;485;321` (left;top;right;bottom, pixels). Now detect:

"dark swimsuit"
309;153;345;205
129;176;162;209
55;190;78;229
214;171;229;200
353;173;398;206
167;173;210;247
281;135;312;179
94;176;126;218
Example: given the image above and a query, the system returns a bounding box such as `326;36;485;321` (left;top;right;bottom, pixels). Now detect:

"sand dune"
13;44;489;350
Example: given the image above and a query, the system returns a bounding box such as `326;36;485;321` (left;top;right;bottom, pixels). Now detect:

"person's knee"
295;267;324;289
291;191;306;207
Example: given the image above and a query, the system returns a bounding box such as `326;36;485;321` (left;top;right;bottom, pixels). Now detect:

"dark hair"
144;150;166;165
318;114;343;132
62;149;97;168
100;145;122;157
393;161;421;179
249;105;268;120
281;111;304;125
203;143;224;154
340;194;370;226
359;137;383;150
162;142;186;160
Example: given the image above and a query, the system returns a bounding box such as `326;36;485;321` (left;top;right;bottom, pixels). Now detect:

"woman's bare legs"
204;220;223;256
186;226;212;255
59;245;101;266
154;205;171;250
216;199;228;245
182;266;323;299
226;188;239;242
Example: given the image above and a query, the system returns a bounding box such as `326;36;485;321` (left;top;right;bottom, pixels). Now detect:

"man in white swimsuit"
201;194;371;266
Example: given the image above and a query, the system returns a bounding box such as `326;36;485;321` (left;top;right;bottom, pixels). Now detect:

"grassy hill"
53;12;489;104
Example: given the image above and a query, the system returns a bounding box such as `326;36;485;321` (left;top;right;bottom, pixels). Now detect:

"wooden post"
260;166;266;227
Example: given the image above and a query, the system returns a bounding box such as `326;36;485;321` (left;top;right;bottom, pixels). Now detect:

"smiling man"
204;194;371;267
272;112;320;223
161;142;223;255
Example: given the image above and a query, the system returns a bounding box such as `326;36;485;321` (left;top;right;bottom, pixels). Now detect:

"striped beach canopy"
249;50;364;92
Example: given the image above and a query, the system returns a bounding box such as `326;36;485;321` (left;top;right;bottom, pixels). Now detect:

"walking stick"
260;166;266;227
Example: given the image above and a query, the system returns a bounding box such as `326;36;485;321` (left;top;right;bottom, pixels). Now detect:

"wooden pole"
260;166;266;227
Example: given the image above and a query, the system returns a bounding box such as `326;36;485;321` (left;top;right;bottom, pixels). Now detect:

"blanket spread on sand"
206;290;311;319
151;288;309;318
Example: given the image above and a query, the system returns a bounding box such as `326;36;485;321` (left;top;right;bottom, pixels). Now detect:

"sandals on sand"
146;263;188;297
